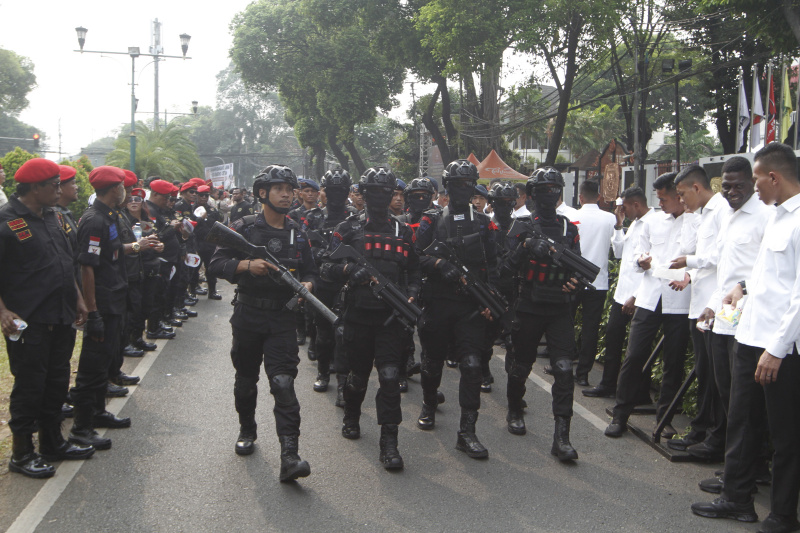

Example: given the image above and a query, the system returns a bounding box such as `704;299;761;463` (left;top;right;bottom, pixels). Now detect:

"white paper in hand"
653;265;685;282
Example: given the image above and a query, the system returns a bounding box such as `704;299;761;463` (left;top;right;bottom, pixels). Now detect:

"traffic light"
32;133;40;150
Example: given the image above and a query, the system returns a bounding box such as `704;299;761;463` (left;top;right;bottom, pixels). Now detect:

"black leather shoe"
165;317;183;327
193;287;208;295
181;307;198;318
94;411;132;428
296;333;306;346
69;428;112;450
661;424;677;440
9;453;55;478
699;476;724;494
147;328;176;340
757;513;800;533
279;435;310;482
235;425;257;456
62;403;74;418
313;374;329;392
446;360;458;368
184;296;198;306
172;308;189;320
687;441;725;461
507;409;526;435
106;382;129;397
342;413;361;439
417;402;436;430
574;375;590;387
133;337;157;351
307;343;317;361
481;373;494;393
583;385;616;398
111;373;140;386
690;497;757;522
667;431;704;451
159;322;175;333
40;440;95;462
551;416;578;462
379;425;404;471
208;292;223;300
437;390;446;404
543;365;553;375
399;378;408;393
605;417;627;438
456;411;488;459
123;344;145;357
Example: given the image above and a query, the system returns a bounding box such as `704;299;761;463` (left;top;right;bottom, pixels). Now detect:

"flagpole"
795;61;800;150
751;64;759;151
736;67;743;153
767;62;774;144
778;57;785;140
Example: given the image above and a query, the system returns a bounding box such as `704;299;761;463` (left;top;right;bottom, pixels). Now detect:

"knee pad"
552;358;574;384
378;365;400;386
459;354;482;379
346;371;369;394
269;374;297;406
234;376;258;399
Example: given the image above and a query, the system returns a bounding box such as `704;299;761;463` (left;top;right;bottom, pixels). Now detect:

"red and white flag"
750;77;764;149
766;75;777;144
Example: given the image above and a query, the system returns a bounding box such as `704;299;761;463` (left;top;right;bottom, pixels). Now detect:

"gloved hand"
86;311;105;341
348;265;372;285
525;237;550;260
437;260;462;284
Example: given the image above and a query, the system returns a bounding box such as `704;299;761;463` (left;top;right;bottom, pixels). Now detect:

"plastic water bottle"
133;223;142;240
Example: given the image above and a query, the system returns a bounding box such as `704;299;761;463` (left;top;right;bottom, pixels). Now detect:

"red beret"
180;181;198;192
189;177;206;187
88;166;125;190
150;179;177;195
123;169;138;187
170;189;179;198
58;165;77;182
14;158;60;183
197;185;210;193
131;188;146;199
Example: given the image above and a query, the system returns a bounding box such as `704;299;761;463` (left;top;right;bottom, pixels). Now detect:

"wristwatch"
132;242;141;253
739;280;747;295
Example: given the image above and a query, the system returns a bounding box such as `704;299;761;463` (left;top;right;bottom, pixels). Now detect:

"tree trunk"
313;144;326;178
421;85;452;165
480;55;503;153
781;0;800;47
327;133;350;171
462;74;482;157
434;75;458;159
344;139;367;177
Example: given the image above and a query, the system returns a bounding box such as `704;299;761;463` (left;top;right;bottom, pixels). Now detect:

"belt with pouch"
236;292;290;311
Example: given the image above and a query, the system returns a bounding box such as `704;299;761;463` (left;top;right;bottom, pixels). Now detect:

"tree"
700;0;800;54
658;128;723;162
0;49;37;116
58;155;94;220
562;103;625;159
0;147;35;198
106;121;203;180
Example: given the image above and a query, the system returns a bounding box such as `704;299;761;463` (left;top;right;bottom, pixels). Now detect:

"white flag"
750;78;764;150
738;78;750;152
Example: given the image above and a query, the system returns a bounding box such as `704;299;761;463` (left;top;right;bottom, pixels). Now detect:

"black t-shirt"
77;199;128;315
0;196;78;325
230;201;254;223
146;200;180;263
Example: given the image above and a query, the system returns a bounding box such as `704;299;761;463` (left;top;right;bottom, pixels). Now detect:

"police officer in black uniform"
194;185;224;300
0;159;93;478
208;165;314;482
300;169;353;399
229;187;254;223
502;167;580;462
321;167;420;470
289;179;321;352
170;183;199;321
145;179;182;337
414;159;499;459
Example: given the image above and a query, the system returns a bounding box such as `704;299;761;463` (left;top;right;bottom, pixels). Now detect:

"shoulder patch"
7;218;26;231
15;229;32;241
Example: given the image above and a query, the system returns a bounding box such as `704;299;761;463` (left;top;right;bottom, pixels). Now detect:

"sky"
1;0;535;162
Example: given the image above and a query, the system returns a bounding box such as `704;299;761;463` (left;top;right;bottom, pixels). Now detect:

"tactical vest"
521;216;574;305
432;207;487;276
236;215;300;301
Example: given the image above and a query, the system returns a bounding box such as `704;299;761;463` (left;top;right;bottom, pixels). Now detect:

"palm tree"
106;121;204;180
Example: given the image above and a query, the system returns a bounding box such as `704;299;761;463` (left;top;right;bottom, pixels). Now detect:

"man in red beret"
170;182;202;318
55;164;80;256
0;158;94;478
194;185;224;300
146;179;184;334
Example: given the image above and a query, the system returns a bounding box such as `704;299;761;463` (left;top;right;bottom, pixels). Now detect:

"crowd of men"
2;143;799;532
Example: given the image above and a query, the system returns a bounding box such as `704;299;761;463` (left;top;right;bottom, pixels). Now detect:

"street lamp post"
662;58;693;171
159;101;199;125
74;25;192;174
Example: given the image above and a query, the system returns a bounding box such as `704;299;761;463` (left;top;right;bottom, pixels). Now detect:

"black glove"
525;237;550;260
348;265;372;285
438;260;462;284
86;311;105;339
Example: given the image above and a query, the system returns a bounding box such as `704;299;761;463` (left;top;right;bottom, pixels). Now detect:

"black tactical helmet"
253;164;299;198
488;181;519;203
404;177;436;198
526;166;565;196
358;166;397;193
321;168;352;190
442;159;479;186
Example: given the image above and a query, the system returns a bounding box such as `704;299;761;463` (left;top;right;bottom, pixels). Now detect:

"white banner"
204;163;234;190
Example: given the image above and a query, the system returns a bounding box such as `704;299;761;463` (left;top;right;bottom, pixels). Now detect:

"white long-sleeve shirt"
557;202;579;221
632;210;696;314
511;205;530;219
736;193;800;357
686;192;728;319
612;208;655;305
572;204;617;290
707;194;773;335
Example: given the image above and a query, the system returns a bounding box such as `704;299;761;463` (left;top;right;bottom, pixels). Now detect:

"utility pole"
632;41;640;186
58;118;63;161
151;19;162;130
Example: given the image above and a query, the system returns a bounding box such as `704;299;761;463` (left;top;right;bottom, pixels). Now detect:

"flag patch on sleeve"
88;236;101;255
7;218;26;231
15;229;32;241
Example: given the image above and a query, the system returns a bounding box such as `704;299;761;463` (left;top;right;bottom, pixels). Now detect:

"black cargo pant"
314;288;342;376
198;245;217;294
688;324;725;448
598;301;632;391
572;289;608;380
72;314;123;415
7;323;76;434
143;269;163;333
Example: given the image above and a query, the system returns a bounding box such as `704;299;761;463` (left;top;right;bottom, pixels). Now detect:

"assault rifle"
205;222;338;324
328;243;422;331
508;218;600;290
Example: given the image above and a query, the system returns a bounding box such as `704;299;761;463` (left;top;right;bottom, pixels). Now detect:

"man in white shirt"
584;187;653;398
692;144;800;530
571;179;617;386
667;166;728;459
605;172;694;439
556;196;579;221
511;183;529;218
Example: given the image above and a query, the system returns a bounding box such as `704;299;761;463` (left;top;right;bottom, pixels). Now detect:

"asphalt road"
0;292;769;532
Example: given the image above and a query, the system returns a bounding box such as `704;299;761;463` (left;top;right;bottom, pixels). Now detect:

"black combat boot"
551;416;578;461
69;405;112;450
335;374;346;408
506;408;526;436
235;423;257;456
279;435;311;482
456;410;488;459
307;332;317;361
313;373;329;392
379;424;404;470
342;408;361;439
9;433;55;478
417;395;438;430
506;379;527;435
39;422;95;462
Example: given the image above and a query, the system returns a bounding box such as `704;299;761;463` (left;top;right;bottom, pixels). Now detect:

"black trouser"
143;270;164;333
229;311;301;436
341;320;404;425
198;246;217;294
313;289;341;376
7;323;75;434
169;260;191;309
480;318;502;376
721;342;771;504
709;332;734;417
612;301;689;423
572;289;608;380
764;348;800;518
419;299;485;411
599;301;632;390
508;308;576;418
72;314;123;415
157;261;176;320
126;278;144;341
689;321;724;446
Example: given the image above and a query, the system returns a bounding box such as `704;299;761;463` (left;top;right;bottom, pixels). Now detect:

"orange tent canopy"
467;153;481;166
477;150;529;181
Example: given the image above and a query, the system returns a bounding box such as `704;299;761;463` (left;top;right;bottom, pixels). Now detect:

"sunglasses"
129;196;144;203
